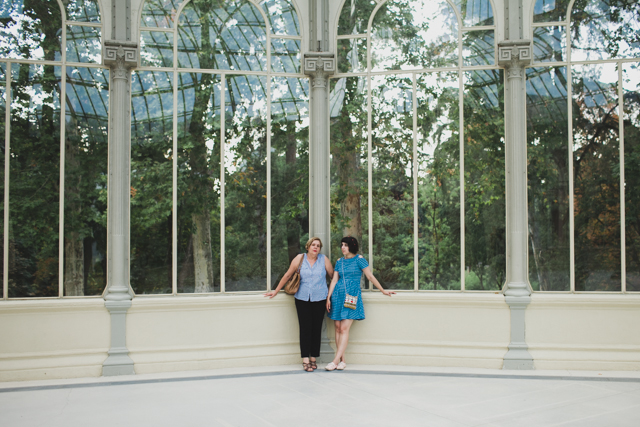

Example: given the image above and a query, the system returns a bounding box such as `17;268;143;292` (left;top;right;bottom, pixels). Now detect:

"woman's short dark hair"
341;236;359;254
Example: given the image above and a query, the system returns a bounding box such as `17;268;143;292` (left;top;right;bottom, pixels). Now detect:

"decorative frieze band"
103;40;139;68
498;40;532;79
304;53;336;89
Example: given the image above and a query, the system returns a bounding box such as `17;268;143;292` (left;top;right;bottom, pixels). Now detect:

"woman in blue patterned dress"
325;236;394;371
265;237;334;371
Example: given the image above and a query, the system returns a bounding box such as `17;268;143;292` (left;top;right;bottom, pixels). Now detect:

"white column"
498;40;534;370
102;40;138;376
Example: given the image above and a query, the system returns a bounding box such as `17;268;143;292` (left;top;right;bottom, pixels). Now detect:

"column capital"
497;40;532;75
103;40;139;69
304;53;335;88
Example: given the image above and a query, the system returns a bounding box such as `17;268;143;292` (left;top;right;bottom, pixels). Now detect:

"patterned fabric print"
295;253;328;302
328;255;368;320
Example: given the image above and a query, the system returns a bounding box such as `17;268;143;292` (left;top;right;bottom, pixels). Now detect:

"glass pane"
8;64;61;297
271;77;309;285
130;71;174;294
526;66;570;291
0;63;5;290
570;0;640;61
176;72;221;293
271;38;300;73
64;67;108;296
224;75;268;291
337;37;366;74
462;30;494;66
533;25;567;63
330;77;369;267
533;0;570;23
141;0;181;28
572;63;620;291
337;0;377;35
371;0;458;71
464;69;505;291
0;0;62;61
452;0;494;26
370;74;414;289
66;25;101;63
178;0;267;71
624;62;640;291
417;72;461;290
64;0;101;23
260;0;300;36
141;31;174;67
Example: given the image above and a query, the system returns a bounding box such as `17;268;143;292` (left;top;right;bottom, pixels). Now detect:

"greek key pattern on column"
103;40;139;68
497;41;532;68
304;54;336;89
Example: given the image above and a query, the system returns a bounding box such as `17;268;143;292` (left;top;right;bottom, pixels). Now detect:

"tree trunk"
286;135;300;262
64;232;84;296
192;213;214;292
339;149;362;242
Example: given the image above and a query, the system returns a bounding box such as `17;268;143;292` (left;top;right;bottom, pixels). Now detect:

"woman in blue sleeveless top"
325;236;394;371
265;237;334;371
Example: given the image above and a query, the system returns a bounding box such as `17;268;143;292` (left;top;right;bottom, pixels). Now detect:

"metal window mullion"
619;62;625;293
459;70;465;291
367;37;373;289
266;76;271;291
59;62;67;298
172;69;178;295
568;67;575;292
3;63;11;299
220;74;226;293
412;73;418;291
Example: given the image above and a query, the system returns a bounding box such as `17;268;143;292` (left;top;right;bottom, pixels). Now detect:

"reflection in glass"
0;63;5;288
371;0;458;71
572;63;620;291
8;64;61;297
337;37;366;74
64;67;108;296
533;0;570;23
66;25;102;63
0;0;62;61
271;77;309;285
451;0;494;26
271;38;300;73
337;0;377;35
141;0;181;28
417;72;460;290
177;72;221;293
141;31;174;67
130;71;174;294
462;30;494;66
623;62;640;291
526;66;570;291
65;0;101;22
533;26;566;63
371;75;413;289
463;70;505;291
570;0;640;61
260;0;300;36
330;77;368;267
178;0;267;71
224;75;268;291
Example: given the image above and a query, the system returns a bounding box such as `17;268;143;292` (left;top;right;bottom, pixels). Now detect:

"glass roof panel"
533;0;570;23
451;0;494;27
141;0;182;28
63;0;101;23
0;0;63;61
260;0;299;36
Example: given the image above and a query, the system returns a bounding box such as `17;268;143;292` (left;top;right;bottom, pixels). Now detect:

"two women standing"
265;236;393;372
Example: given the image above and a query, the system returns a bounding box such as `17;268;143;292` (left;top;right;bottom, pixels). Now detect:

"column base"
102;347;135;376
503;344;534;370
319;316;334;363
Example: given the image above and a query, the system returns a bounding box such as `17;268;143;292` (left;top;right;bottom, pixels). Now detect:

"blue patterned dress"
328;255;368;321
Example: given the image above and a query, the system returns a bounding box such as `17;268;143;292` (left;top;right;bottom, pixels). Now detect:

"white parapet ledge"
0;298;107;314
529;292;640;309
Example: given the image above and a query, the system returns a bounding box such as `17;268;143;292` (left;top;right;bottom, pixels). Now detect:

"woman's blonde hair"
305;237;323;251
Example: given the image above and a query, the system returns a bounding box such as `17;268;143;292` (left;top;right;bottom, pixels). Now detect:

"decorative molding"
304;53;335;88
103;40;139;68
497;40;532;76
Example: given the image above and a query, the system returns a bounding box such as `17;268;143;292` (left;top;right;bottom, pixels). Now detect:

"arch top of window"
337;0;494;36
64;0;102;23
140;0;300;36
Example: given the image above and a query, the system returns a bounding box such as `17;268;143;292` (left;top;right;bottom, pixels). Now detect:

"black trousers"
294;298;326;358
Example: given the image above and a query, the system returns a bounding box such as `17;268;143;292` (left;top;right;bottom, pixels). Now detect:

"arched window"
134;0;307;294
528;0;640;291
0;0;107;298
332;0;502;291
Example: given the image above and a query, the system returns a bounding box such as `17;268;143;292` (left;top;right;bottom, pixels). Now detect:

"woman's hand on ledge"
264;291;278;299
381;290;395;296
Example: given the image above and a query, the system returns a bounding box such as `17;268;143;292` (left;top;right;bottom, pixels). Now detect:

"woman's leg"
309;300;326;363
332;319;354;365
295;298;312;369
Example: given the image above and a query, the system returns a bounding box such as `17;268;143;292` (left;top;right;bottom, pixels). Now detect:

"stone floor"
1;365;639;426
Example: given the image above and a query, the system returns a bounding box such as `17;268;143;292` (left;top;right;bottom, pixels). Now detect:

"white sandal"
337;361;346;370
325;362;337;371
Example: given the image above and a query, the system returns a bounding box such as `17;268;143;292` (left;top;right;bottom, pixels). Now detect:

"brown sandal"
309;360;317;370
302;363;313;372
